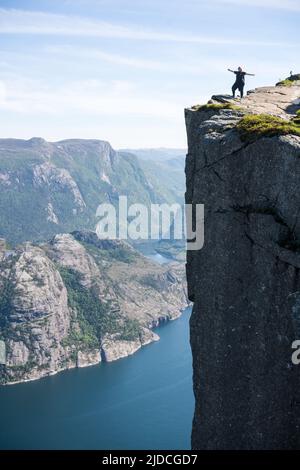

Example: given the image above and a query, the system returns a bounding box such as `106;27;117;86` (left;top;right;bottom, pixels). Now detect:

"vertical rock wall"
185;87;300;449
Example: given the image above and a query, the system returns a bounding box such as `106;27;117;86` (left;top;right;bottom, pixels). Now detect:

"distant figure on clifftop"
228;66;255;98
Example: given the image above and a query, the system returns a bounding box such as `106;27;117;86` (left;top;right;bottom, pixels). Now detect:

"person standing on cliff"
228;67;255;98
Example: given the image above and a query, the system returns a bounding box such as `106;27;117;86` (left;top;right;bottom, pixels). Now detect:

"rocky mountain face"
0;231;187;384
0;138;170;245
185;80;300;449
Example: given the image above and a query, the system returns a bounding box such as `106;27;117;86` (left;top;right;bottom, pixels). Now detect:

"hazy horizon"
0;135;186;152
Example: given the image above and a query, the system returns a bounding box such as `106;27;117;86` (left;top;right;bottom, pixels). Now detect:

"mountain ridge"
0;138;174;245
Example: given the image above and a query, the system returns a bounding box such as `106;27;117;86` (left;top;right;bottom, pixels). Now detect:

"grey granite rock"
185;83;300;449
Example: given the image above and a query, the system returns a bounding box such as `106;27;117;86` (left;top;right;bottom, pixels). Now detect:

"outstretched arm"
246;73;255;76
227;68;235;73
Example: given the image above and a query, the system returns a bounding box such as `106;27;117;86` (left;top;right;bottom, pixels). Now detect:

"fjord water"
0;308;193;449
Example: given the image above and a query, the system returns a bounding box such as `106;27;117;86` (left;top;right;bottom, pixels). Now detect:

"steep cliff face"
185;82;300;449
0;231;187;384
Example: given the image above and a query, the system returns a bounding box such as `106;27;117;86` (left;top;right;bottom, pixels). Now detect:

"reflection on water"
0;308;193;450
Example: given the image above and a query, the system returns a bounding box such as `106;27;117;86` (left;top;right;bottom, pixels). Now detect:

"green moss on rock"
276;74;300;87
237;113;300;142
277;79;294;87
294;109;300;125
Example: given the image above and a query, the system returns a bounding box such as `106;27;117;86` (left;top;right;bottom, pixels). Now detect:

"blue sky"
0;0;299;147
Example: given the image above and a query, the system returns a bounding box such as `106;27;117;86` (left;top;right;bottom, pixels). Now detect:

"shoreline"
2;306;189;387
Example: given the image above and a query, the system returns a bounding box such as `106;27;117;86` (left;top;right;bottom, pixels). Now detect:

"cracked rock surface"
185;83;300;449
211;82;300;118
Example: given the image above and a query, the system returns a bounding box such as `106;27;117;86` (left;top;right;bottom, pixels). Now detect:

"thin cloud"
214;0;300;11
46;45;218;74
46;45;292;79
47;45;167;71
0;8;298;47
0;77;184;119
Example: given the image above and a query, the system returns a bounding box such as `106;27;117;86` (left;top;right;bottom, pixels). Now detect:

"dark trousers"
232;82;244;98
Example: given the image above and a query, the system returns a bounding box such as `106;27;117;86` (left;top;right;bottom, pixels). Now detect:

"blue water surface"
0;308;193;450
